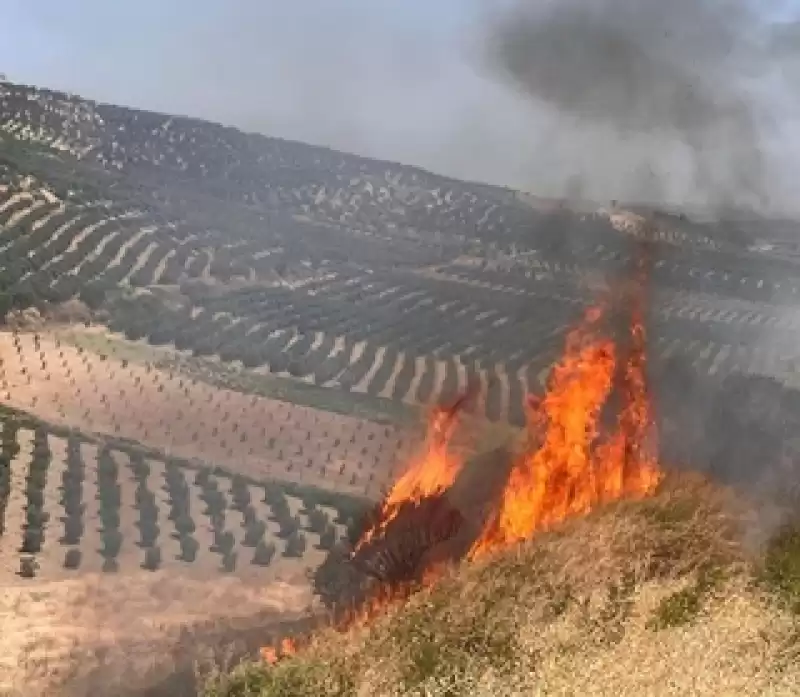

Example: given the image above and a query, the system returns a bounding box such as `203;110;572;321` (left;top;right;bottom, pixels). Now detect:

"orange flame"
470;307;616;555
260;637;297;664
470;253;662;558
594;263;660;501
335;581;416;631
259;397;468;665
259;249;662;663
354;394;468;552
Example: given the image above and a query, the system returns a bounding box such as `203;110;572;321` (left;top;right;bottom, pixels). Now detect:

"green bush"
253;540;277;567
278;514;301;540
759;524;800;613
283;530;307;558
317;524;337;551
306;508;330;535
63;548;82;570
142;545;162;571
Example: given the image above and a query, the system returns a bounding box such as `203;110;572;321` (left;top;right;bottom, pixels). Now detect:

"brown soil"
0;327;523;695
0;329;417;498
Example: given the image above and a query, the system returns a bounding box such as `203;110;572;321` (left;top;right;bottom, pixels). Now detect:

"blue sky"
2;1;800;212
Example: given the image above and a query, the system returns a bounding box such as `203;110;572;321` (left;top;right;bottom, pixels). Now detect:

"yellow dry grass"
206;474;800;697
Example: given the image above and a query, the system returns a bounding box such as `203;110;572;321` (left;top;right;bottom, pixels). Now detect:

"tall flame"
260;247;663;665
594;255;661;502
260;637;297;665
470;250;662;558
354;392;468;552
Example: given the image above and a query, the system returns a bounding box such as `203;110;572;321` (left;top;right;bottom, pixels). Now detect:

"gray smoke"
479;0;796;214
7;0;800;215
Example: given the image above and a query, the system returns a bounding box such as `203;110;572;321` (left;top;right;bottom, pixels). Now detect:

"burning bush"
319;256;663;612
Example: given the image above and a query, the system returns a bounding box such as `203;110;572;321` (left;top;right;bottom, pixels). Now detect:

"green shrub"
306;508;330;535
648;565;724;630
317;524;337;551
63;548;81;570
253;540;277;567
759;524;800;613
283;530;307;558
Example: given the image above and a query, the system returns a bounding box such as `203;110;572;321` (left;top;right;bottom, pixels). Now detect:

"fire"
259;245;663;665
353;393;469;552
336;580;417;630
258;397;470;666
470;250;662;558
594;259;661;501
260;637;297;664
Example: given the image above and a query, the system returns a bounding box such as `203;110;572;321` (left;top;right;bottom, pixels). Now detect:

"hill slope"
5;78;800;444
3;80;800;697
205;475;800;697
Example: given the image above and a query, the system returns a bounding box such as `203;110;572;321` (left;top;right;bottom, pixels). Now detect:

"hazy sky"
1;0;529;182
2;0;800;212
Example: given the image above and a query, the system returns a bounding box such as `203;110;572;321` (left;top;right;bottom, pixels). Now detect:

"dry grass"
204;474;800;696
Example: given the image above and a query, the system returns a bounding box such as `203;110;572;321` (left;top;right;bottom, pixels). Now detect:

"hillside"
205;475;800;697
3;79;800;439
2;79;800;696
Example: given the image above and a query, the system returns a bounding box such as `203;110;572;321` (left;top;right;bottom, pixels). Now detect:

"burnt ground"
61;612;321;697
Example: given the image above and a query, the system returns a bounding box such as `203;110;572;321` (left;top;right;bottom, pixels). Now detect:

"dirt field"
0;325;523;694
0;325;381;695
0;326;516;498
0;328;419;499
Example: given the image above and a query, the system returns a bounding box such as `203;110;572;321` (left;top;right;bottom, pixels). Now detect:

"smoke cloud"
4;0;800;214
477;0;799;214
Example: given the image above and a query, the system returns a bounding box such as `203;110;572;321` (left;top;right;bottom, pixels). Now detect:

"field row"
0;182;313;302
105;306;565;426
117;271;586;368
426;263;800;333
437;254;800;308
0;176;453;319
0;422;360;580
1;330;416;497
650;334;800;381
67;318;800;433
0;82;567;250
4;175;799;358
98;263;800;410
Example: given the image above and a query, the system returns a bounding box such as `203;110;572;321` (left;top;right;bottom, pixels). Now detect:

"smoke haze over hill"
2;0;800;214
479;0;800;213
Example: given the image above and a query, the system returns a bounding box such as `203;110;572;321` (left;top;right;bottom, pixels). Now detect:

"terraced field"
4;76;800;696
2;80;800;461
0;412;360;583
